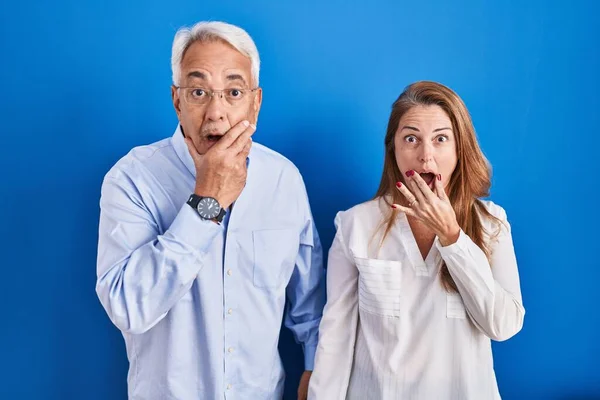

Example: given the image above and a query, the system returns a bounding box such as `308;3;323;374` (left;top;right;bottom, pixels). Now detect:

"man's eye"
227;89;242;98
191;89;206;97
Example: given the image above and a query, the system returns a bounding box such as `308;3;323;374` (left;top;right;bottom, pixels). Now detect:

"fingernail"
250;123;256;129
242;120;249;127
391;204;397;209
437;174;442;181
405;170;415;177
396;182;402;188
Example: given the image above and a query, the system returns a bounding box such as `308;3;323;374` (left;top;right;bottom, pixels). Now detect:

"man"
96;21;325;400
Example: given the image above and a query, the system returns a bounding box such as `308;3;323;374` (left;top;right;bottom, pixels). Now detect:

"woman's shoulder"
478;199;508;221
335;198;385;222
332;198;390;255
334;197;391;235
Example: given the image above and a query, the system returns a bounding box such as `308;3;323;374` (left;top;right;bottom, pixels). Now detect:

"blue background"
1;0;598;399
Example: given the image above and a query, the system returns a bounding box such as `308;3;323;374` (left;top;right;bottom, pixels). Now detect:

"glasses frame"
175;86;260;106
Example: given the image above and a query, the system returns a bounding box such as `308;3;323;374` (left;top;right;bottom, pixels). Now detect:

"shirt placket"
222;227;239;398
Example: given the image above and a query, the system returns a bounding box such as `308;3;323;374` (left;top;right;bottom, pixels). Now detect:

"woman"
308;81;525;399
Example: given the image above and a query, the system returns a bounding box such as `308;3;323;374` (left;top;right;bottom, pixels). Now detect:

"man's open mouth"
206;134;224;142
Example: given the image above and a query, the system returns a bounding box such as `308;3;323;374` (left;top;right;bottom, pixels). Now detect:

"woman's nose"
419;143;435;162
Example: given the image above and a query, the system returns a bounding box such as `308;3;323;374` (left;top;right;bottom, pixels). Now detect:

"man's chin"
199;138;220;153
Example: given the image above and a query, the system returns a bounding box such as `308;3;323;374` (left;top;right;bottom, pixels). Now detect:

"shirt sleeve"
435;203;525;341
308;212;359;399
96;176;223;334
284;173;326;371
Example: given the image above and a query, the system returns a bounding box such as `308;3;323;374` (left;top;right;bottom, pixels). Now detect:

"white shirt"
308;197;525;400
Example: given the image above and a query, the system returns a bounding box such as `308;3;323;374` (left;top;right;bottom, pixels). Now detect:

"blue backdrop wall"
0;1;598;399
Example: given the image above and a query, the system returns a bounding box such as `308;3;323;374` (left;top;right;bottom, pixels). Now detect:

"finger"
242;138;252;156
184;137;200;160
216;120;252;149
395;181;418;207
230;124;256;154
434;174;450;200
236;138;252;163
405;171;427;204
391;203;419;218
411;172;437;203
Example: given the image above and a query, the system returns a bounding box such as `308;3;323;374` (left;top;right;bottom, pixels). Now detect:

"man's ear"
251;88;263;124
171;85;182;120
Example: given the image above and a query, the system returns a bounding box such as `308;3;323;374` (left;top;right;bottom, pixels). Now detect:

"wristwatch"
186;194;226;223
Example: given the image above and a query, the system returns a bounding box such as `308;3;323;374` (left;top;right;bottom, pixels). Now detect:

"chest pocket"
253;228;299;290
446;292;467;319
354;257;403;318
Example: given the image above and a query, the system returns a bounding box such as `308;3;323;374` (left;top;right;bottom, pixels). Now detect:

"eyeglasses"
176;86;259;106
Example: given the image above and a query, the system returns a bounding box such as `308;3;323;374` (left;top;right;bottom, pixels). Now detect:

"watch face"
197;197;221;220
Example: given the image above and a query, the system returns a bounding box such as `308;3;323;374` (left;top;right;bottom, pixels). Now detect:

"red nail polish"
405;170;415;177
396;182;402;188
437;174;442;181
391;204;397;209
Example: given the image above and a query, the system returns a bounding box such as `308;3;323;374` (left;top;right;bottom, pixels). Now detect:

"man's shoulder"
104;137;174;181
250;142;300;175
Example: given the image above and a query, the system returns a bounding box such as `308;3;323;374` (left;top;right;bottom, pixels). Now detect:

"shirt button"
227;308;233;315
227;269;232;276
228;347;234;353
227;384;232;390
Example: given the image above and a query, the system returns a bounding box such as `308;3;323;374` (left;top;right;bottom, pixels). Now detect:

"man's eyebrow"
226;74;247;85
186;71;206;80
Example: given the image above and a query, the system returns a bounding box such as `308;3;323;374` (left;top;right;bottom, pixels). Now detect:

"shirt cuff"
168;204;224;254
303;342;318;371
435;229;470;255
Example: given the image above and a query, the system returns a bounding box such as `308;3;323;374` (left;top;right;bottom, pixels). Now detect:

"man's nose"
203;93;227;121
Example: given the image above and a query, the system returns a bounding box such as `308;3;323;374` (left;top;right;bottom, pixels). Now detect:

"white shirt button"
227;308;233;315
228;347;234;353
226;384;232;390
227;269;232;276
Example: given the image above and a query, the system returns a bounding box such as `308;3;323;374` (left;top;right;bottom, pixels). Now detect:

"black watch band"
186;194;226;223
213;208;226;223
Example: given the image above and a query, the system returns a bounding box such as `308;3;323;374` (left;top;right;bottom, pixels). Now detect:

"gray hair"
171;21;260;87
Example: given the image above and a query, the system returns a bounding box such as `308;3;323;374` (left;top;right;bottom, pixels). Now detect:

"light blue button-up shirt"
96;126;326;400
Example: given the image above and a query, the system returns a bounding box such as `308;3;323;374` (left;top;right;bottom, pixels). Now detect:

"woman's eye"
437;135;449;142
405;136;417;143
